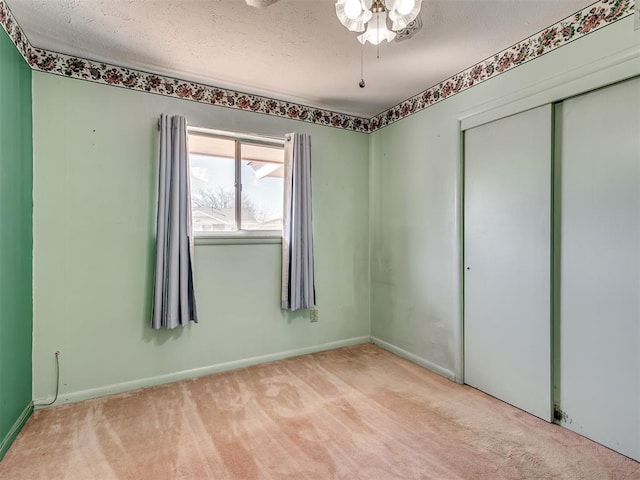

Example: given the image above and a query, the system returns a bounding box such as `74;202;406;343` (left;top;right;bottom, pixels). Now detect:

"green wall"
24;2;639;412
0;29;33;458
31;72;370;403
369;16;640;380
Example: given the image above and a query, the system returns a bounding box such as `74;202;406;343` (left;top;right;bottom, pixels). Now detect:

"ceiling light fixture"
335;0;422;45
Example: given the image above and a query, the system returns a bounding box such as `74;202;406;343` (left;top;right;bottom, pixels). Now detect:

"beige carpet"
1;344;638;479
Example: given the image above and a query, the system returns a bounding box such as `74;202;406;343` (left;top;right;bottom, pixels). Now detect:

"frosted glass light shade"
336;0;373;32
387;0;422;30
245;0;279;7
336;0;421;43
344;0;363;19
397;0;415;15
357;11;396;45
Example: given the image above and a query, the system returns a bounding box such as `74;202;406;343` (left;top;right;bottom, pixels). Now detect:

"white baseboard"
371;336;457;382
34;336;371;408
0;401;33;460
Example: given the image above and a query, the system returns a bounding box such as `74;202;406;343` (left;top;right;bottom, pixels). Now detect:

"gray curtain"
151;114;198;329
282;133;316;310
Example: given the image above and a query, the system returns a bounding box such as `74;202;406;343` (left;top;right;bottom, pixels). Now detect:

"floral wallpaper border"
369;0;634;130
0;0;369;133
0;0;635;133
0;0;28;59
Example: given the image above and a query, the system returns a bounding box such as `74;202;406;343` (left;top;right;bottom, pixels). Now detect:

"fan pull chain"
377;13;380;59
359;41;366;88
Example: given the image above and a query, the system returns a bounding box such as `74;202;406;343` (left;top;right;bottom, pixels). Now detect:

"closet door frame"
454;47;640;385
456;72;640;461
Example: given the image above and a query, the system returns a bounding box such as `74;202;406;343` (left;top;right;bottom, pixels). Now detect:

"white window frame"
188;126;285;240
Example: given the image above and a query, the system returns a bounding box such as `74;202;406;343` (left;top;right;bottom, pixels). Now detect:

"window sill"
194;234;282;246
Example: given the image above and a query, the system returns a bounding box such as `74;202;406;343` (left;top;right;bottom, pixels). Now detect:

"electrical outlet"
635;4;640;31
310;308;319;323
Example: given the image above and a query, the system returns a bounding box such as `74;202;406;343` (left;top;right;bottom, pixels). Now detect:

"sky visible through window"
190;153;283;231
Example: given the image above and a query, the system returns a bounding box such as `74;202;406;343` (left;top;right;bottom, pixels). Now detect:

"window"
188;128;284;235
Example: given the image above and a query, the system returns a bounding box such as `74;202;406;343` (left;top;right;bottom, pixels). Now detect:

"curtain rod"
188;126;285;146
157;118;288;146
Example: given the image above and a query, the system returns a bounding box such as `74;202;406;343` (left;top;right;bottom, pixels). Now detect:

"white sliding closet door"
464;105;552;421
556;77;640;461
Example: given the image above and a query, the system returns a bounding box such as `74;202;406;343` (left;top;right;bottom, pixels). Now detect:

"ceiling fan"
244;0;423;44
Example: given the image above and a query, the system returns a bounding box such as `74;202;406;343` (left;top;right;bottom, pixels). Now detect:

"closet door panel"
464;105;552;421
557;77;640;461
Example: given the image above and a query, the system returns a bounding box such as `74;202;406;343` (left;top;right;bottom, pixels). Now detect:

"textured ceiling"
7;0;595;118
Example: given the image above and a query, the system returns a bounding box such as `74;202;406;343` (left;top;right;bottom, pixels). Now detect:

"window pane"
189;135;237;233
240;143;284;231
